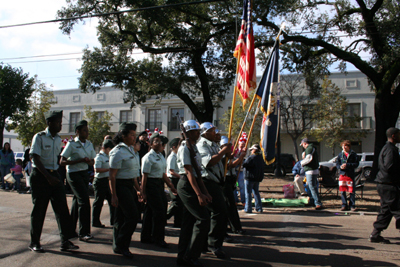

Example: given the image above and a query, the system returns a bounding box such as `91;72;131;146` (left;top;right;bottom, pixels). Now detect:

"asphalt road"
0;190;399;267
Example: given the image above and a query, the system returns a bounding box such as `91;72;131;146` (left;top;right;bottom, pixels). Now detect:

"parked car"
14;152;24;162
319;152;373;179
264;153;296;176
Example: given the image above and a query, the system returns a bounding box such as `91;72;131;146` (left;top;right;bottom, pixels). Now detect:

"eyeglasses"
153;141;162;145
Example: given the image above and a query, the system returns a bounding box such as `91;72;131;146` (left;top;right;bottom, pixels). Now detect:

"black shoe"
141;238;154;244
177;257;203;266
114;247;134;258
234;229;246;235
92;223;105;228
369;235;390;244
210;247;226;259
154;240;169;248
60;240;79;251
28;243;44;253
79;234;94;242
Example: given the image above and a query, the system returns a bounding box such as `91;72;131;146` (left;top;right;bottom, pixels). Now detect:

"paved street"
0;190;399;267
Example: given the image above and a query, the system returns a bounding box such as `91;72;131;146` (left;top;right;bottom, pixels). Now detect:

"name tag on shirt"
76;146;82;148
105;160;109;162
45;145;51;148
130;156;134;159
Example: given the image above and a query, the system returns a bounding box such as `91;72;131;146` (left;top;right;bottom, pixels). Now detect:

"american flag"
233;0;256;106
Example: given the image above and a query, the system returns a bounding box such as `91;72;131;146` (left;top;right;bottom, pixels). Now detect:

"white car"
14;152;25;162
319;153;373;179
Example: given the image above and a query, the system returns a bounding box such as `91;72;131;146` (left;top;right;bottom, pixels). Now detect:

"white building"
2;129;26;153
50;71;376;161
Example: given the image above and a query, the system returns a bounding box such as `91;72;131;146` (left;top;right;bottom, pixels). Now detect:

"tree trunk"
0;123;3;150
290;136;300;161
372;89;400;180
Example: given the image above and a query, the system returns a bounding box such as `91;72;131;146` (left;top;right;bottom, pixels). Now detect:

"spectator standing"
10;159;23;192
336;140;359;211
300;138;323;210
234;140;246;205
0;142;15;190
369;127;400;244
242;144;264;213
92;139;116;228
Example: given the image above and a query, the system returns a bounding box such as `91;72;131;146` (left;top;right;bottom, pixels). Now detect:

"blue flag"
256;42;280;165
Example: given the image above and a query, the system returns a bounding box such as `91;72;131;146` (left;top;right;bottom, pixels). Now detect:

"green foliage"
57;0;238;122
0;64;35;148
83;105;113;150
8;77;56;147
308;78;367;157
220;93;262;147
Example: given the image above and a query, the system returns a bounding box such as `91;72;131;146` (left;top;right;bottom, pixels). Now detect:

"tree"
57;0;238;123
252;0;400;177
280;74;316;161
8;77;56;147
220;92;262;147
308;78;367;157
0;64;35;149
83;105;113;150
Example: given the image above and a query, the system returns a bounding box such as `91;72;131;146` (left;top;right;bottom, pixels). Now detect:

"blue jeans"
244;180;262;213
0;165;11;189
341;191;356;208
12;173;23;191
234;172;245;204
306;173;322;206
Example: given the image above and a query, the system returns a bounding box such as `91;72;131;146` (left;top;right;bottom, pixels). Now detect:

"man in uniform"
29;110;79;253
369;127;400;244
166;137;183;227
176;120;211;267
197;122;231;259
138;130;149;163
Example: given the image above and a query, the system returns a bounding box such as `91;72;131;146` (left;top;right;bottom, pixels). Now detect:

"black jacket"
336;150;359;178
243;154;264;182
375;141;400;185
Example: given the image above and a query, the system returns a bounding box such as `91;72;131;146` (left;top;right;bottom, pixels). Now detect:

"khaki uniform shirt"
196;137;223;183
94;151;110;179
30;127;61;170
61;137;96;173
166;151;179;178
109;142;140;179
141;149;167;178
177;140;203;178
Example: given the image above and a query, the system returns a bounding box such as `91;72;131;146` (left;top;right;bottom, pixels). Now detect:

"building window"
147;109;162;131
169;108;184;131
69;112;80;132
120;110;132;123
345;103;361;128
345;79;358;89
97;93;105;101
72;95;80;102
96;111;105;120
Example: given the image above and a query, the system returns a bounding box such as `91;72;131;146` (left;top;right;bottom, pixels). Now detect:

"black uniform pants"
372;184;400;233
203;179;228;249
177;177;210;260
113;179;139;250
223;175;242;232
166;177;183;227
67;170;91;236
92;177;115;226
141;178;167;242
30;168;74;244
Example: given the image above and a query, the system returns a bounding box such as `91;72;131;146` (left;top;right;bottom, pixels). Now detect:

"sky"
0;0;101;90
0;0;366;91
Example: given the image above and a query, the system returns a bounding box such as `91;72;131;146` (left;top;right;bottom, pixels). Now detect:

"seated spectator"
10;159;23;192
292;152;307;196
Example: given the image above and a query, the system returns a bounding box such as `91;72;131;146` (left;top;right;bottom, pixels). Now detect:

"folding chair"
354;168;365;200
318;166;339;199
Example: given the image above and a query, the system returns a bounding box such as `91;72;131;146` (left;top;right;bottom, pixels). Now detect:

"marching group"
1;110;266;267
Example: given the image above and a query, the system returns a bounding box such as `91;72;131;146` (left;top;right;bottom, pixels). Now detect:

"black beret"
160;135;169;145
75;120;88;132
138;131;148;137
149;132;160;144
45;110;63;120
119;122;137;132
102;139;115;149
169;137;180;148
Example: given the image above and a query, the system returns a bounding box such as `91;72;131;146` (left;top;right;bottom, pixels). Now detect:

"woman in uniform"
60;120;96;241
109;122;141;259
141;133;177;248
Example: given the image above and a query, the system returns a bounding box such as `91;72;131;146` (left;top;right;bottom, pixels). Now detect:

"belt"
377;182;395;185
45;169;57;172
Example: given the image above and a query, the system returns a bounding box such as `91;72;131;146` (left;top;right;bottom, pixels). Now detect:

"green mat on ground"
261;198;309;207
